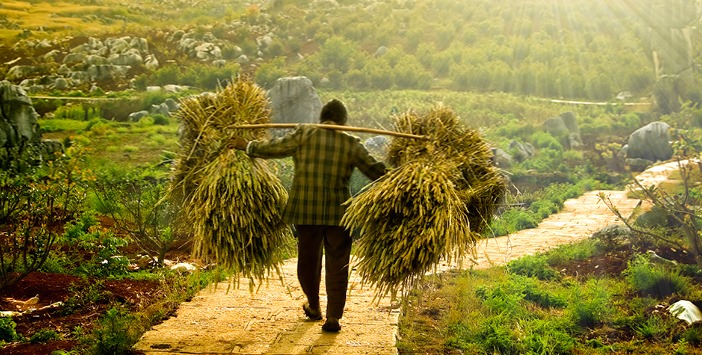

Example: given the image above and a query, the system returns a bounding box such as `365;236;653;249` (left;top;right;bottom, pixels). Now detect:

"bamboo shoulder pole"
232;123;427;140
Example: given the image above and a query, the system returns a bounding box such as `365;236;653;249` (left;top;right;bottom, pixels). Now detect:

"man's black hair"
320;99;348;125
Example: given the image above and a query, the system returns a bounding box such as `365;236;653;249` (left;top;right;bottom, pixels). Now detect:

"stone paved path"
133;161;679;354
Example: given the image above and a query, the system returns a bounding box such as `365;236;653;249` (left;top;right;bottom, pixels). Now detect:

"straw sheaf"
343;104;506;298
169;79;293;290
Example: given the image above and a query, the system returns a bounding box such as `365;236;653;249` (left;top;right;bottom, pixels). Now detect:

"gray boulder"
63;52;87;65
0;80;40;147
86;54;109;66
70;37;106;56
105;37;130;55
491;148;513;168
194;43;222;61
592;224;633;248
128;110;150;122
235;55;250;64
163;98;180;112
40;139;64;157
267;76;322;124
509;140;535;162
57;64;71;76
144;55;159;71
129;37;149;54
373;46;389;57
52;77;69;90
626;121;673;162
542;111;582;148
87;64;129;82
108;50;143;66
6;65;37;81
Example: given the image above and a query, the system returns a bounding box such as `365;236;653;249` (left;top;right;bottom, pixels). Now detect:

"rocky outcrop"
542;111;583;149
0;80;40;147
0;80;62;164
625;121;673;163
267;77;322;124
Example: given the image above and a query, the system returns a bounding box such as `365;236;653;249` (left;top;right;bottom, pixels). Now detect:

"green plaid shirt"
247;124;386;226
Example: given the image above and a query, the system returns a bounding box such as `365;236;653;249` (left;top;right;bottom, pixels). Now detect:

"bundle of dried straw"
342;104;506;298
169;78;293;290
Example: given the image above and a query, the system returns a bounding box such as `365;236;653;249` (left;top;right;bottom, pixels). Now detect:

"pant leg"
296;225;324;310
323;226;353;319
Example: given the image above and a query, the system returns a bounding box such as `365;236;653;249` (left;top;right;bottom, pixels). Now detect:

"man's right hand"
231;136;248;150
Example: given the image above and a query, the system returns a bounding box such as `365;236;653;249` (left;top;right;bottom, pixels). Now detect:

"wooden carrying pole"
232;123;427;140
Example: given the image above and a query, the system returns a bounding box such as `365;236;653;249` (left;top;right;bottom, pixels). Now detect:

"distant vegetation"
1;0;698;102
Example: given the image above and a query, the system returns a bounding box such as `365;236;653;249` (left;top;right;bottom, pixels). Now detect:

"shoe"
322;317;341;332
303;303;322;321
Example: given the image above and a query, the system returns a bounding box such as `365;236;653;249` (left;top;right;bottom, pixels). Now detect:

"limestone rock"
267;76;322;125
626;121;673;162
0;80;41;147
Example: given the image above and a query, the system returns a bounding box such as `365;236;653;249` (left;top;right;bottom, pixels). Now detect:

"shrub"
624;254;690;298
53;104;102;121
523;318;576;354
567;279;613;328
0;148;90;291
507;255;559;281
530;131;563;150
475;316;525;354
61;280;108;316
151;114;170;126
90;169;176;265
29;329;61;344
89;307;138;354
632;315;671;341
0;317;18;342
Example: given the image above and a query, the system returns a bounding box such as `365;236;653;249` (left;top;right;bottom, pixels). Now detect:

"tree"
91;169;176;266
0;147;89;291
601;134;702;268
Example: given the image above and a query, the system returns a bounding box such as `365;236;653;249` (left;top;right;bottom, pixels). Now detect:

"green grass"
398;239;702;354
39;119;90;133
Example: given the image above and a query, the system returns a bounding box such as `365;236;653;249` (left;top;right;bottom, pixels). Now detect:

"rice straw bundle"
342;104;506;297
169;78;293;289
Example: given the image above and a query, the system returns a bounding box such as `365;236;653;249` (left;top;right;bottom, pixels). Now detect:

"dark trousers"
295;225;352;319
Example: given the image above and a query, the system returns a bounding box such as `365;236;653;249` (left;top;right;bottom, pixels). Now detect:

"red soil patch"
0;272;163;354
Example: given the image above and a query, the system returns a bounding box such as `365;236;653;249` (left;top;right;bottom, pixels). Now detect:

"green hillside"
1;0;700;103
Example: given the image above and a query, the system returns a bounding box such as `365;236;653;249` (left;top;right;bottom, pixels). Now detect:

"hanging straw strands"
169;78;294;291
342;104;506;299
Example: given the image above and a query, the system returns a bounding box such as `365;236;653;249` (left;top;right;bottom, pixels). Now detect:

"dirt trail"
134;161;678;354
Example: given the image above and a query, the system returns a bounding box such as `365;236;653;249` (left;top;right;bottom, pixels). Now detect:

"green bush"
61;280;108;316
90;169;176;265
0;147;90;291
0;317;18;342
567;279;613;328
546;238;601;265
89;307;138;355
150;114;170;126
53;104;102;121
507;255;559;281
523;318;576;354
475;316;525;355
632;315;671;341
624;254;690;298
29;329;61;344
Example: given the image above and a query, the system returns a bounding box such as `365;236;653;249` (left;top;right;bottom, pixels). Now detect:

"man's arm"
231;126;304;159
354;144;387;181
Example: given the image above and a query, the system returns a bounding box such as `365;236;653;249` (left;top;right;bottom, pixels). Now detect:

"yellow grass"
0;1;126;41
